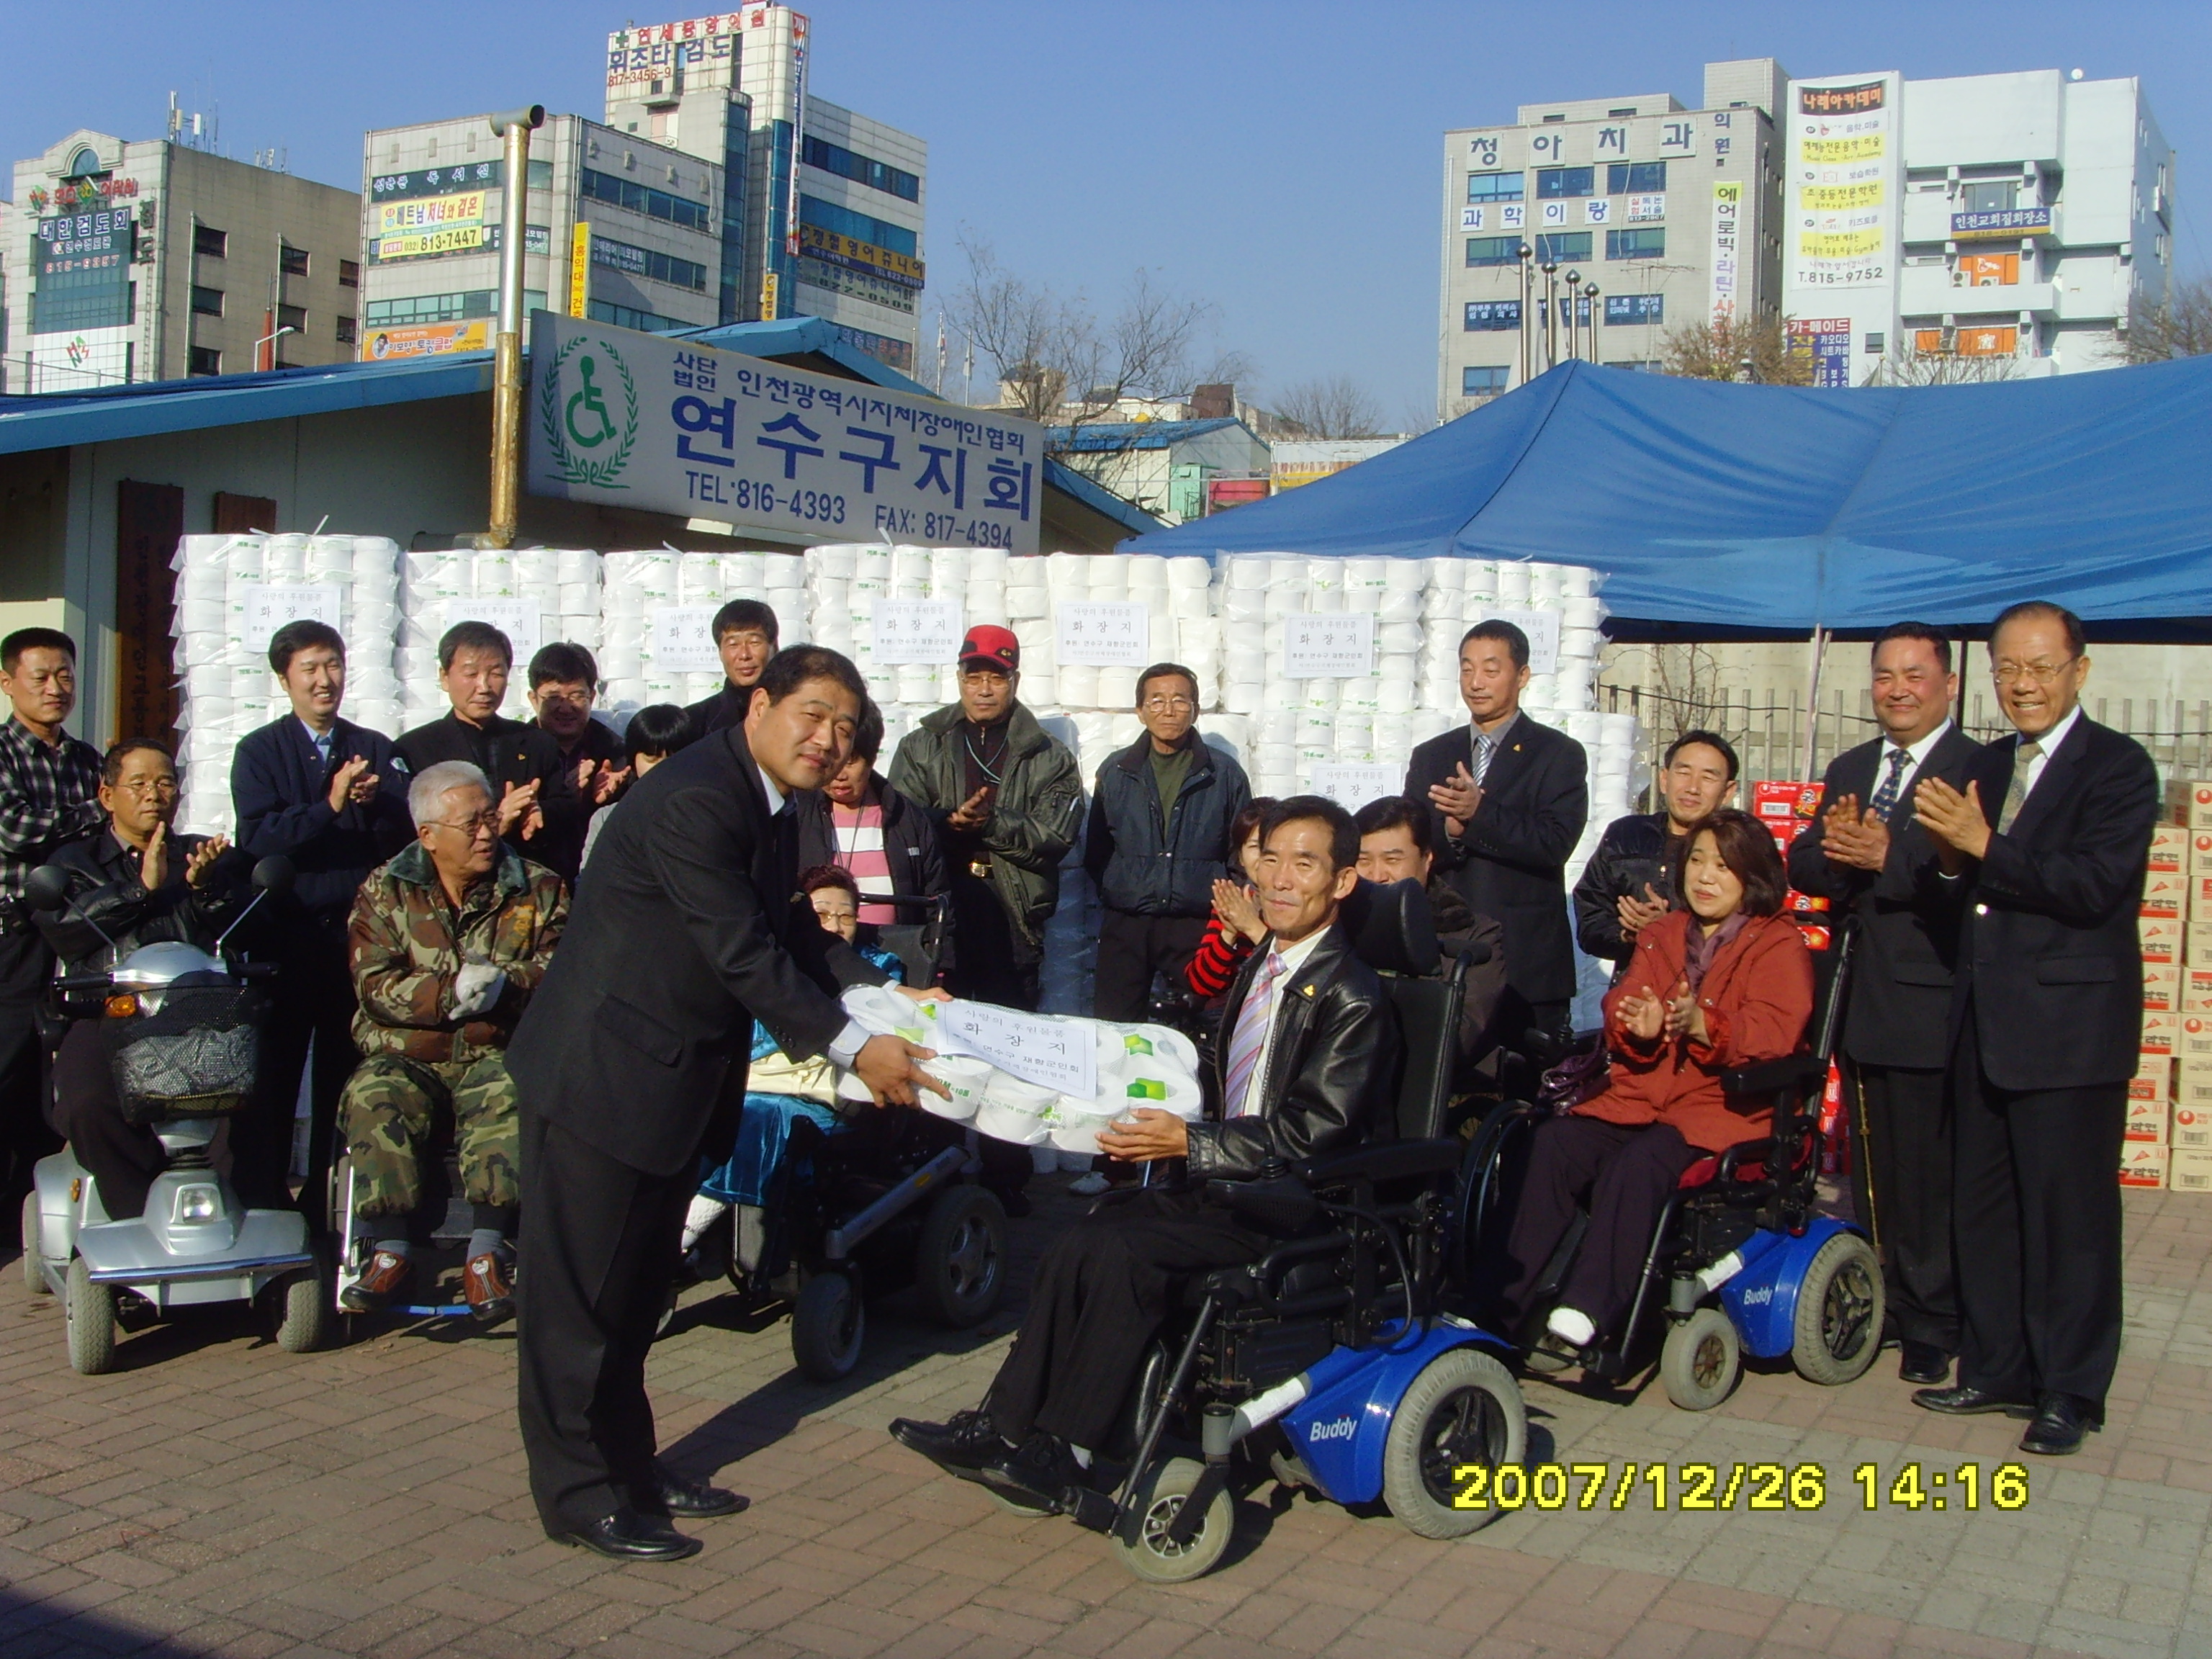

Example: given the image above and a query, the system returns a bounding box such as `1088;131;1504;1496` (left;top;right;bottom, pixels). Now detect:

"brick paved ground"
0;1179;2206;1659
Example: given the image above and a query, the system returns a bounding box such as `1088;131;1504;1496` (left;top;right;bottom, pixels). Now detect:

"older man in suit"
1403;619;1587;1043
1912;601;2159;1456
510;646;941;1560
1789;622;1978;1385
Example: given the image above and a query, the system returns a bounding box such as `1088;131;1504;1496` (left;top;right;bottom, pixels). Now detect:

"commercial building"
1437;60;1790;419
4;127;361;392
1049;417;1272;526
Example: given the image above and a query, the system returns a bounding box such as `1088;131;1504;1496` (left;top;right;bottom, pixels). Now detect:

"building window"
338;259;361;289
1961;179;2018;214
277;304;307;332
1863;331;1885;355
580;166;712;232
801;135;921;202
191;286;224;317
279;245;310;277
336;315;358;346
188;346;221;377
1466;171;1524;203
194;224;227;258
1607;108;1638;119
1604;294;1663;325
1533;232;1591;262
1535;167;1595;199
590;236;708;292
585;299;692;333
1606;161;1666;194
796;194;918;258
1606;228;1666;260
1463;300;1523;331
1464;236;1522;267
1462;366;1509;397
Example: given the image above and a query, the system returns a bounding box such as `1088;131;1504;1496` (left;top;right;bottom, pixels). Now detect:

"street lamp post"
1583;284;1601;363
1565;270;1583;363
1541;262;1560;372
1516;243;1534;387
253;324;296;370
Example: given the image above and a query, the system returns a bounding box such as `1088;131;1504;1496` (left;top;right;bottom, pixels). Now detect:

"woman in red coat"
1498;808;1814;1354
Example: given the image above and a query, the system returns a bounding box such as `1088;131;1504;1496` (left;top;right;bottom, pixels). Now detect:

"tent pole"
1799;626;1830;779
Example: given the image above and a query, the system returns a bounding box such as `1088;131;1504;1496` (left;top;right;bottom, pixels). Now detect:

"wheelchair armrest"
1295;1137;1464;1190
1204;1174;1321;1233
1722;1053;1825;1097
1713;1134;1777;1183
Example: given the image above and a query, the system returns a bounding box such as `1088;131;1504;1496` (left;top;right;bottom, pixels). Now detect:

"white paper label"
1282;613;1375;678
1307;762;1398;811
454;596;543;668
239;584;341;649
649;604;723;673
871;598;963;665
939;1000;1097;1097
1471;607;1562;677
1056;601;1152;667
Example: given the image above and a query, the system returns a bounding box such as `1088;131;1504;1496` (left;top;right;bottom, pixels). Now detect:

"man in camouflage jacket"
338;760;565;1320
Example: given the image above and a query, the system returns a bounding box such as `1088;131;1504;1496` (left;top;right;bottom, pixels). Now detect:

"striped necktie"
1997;739;2041;835
1471;732;1495;786
1221;950;1285;1119
1868;746;1912;822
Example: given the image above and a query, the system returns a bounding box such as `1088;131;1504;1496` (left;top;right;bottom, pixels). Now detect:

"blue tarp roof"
1049;417;1243;453
1128;358;2212;638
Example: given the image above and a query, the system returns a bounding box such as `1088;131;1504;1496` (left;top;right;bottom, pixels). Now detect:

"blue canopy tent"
1127;358;2212;642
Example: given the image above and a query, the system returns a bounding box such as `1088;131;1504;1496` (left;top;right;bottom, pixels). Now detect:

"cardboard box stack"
2147;786;2212;1192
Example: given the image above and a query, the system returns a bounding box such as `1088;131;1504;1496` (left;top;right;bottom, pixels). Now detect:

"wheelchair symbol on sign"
567;354;617;449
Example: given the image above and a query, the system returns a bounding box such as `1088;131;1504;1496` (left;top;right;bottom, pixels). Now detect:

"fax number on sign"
682;474;847;525
870;506;1020;548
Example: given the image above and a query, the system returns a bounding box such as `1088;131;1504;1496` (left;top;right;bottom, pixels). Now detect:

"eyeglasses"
1141;694;1196;714
534;688;594;710
1990;658;2076;685
427;812;501;838
112;777;179;796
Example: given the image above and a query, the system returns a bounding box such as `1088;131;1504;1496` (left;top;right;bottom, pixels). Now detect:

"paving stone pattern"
0;1181;2206;1658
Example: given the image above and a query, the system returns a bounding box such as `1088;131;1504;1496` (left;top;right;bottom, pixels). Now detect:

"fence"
1599;680;2212;804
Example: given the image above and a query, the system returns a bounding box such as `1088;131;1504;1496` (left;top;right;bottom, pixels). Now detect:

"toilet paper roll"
1378;679;1417;714
1560;627;1599;660
1563;595;1604;629
1167;557;1212;590
1380;621;1424;655
1378;590;1423;626
1295;710;1336;747
1227;556;1270;590
1301;678;1339;711
1339;678;1382;714
1527;563;1563;605
1493;563;1532;603
1426;557;1466;591
1223;682;1262;716
1097;667;1138;707
1058;665;1100;706
1462;560;1499;601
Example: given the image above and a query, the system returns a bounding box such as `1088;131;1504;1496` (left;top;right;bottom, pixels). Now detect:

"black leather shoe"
640;1467;748;1519
2020;1392;2099;1457
1912;1384;2033;1418
889;1409;1011;1474
554;1508;702;1562
1898;1341;1953;1385
981;1432;1083;1511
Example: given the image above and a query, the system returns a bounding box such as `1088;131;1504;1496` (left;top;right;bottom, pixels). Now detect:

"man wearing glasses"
1912;601;2159;1456
525;642;629;887
1083;662;1249;1022
337;760;565;1320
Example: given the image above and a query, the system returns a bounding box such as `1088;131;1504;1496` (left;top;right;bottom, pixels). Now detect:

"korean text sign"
527;311;1044;554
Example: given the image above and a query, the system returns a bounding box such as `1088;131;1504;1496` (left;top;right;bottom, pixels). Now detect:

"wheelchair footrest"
1069;1487;1119;1533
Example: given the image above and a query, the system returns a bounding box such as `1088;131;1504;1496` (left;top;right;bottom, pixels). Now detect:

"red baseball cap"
958;624;1020;675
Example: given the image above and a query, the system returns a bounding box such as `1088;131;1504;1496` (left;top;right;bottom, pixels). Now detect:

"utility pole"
484;104;544;550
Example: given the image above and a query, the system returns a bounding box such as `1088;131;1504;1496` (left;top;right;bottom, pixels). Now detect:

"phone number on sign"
1452;1461;2030;1512
683;472;848;525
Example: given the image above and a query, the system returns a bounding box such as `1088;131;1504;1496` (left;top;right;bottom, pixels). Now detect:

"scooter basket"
103;982;269;1125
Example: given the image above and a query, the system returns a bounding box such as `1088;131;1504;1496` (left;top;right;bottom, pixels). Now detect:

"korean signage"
1282;614;1375;680
1786;318;1853;389
27;174;138;215
369;163;502;202
1472;608;1560;677
373;192;487;261
1605;294;1663;325
34;208;135;336
1785;73;1902;289
796;221;925;289
457;598;542;668
1709;182;1742;318
361;320;490;360
1627;193;1666;222
649;606;722;672
938;1002;1095;1098
1308;763;1397;812
528;311;1043;552
871;599;961;665
1951;207;2051;240
1956;252;2019;287
605;11;763;90
242;586;341;650
569;222;591;317
1056;602;1151;666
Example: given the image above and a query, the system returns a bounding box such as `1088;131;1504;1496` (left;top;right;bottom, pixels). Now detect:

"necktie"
1471;732;1495;787
1997;739;2041;835
1220;952;1285;1119
1868;747;1911;822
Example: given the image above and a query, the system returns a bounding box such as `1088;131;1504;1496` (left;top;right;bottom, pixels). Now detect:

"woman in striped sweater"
1184;798;1274;1000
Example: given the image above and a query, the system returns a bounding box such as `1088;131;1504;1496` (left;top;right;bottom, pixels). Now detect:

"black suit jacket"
230;716;413;927
1404;716;1587;1005
684;681;753;737
1788;724;1979;1069
507;728;883;1177
1191;922;1401;1180
1951;714;2159;1093
395;711;572;868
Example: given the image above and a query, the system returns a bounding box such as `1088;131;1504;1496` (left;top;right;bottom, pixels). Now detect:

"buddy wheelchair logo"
537;333;639;489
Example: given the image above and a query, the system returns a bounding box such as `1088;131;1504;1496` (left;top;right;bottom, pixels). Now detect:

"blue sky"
9;1;2205;422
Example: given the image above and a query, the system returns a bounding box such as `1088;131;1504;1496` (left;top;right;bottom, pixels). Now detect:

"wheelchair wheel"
22;1191;48;1293
65;1256;117;1376
1382;1346;1527;1539
1112;1457;1233;1583
1791;1231;1884;1385
914;1185;1005;1328
1660;1305;1740;1411
791;1270;864;1382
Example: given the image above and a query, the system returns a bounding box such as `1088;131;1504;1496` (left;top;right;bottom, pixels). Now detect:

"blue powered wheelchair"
1455;926;1882;1411
1032;882;1528;1583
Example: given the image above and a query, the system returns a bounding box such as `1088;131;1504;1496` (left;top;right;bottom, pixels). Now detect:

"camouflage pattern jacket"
348;842;567;1064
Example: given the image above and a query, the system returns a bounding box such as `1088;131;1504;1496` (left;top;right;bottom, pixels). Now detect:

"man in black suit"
1403;619;1587;1040
509;646;942;1561
1912;601;2159;1456
683;599;779;738
1788;622;1977;1386
889;796;1400;1512
395;621;570;866
232;621;414;1208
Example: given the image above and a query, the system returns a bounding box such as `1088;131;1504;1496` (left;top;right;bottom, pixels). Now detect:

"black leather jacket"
1190;921;1401;1179
1572;811;1674;968
34;828;246;974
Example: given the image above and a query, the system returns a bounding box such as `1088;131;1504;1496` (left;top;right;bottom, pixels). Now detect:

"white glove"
451;961;508;1020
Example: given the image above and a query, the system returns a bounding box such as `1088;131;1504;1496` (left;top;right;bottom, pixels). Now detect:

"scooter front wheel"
65;1256;116;1375
273;1256;331;1354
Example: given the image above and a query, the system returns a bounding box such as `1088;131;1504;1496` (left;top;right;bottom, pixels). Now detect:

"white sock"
1547;1305;1596;1346
1067;1443;1094;1470
682;1195;730;1251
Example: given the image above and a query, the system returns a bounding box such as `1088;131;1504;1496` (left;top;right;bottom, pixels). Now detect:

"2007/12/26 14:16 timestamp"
1451;1461;2031;1512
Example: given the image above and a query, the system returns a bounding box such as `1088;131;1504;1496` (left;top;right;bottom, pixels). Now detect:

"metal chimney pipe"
485;104;545;549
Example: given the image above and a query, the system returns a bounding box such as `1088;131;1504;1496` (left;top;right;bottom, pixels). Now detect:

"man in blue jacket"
1084;662;1249;1022
230;620;413;1210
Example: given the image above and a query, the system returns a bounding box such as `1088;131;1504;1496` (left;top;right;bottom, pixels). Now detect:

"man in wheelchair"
1495;809;1812;1360
891;796;1401;1510
338;761;565;1318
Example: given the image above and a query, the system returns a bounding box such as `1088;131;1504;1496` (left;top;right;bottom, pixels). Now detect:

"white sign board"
528;310;1045;554
1282;613;1375;679
1308;762;1398;811
240;584;341;652
1471;608;1562;677
455;597;544;668
1056;601;1151;667
871;598;962;665
939;1002;1097;1098
649;604;723;673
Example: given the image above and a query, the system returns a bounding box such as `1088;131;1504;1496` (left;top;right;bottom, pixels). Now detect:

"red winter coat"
1575;909;1814;1154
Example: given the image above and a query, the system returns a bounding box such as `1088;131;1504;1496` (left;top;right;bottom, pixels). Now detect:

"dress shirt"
0;717;104;907
300;718;336;772
1871;718;1954;805
1233;922;1330;1119
1465;709;1520;786
2012;704;2082;807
